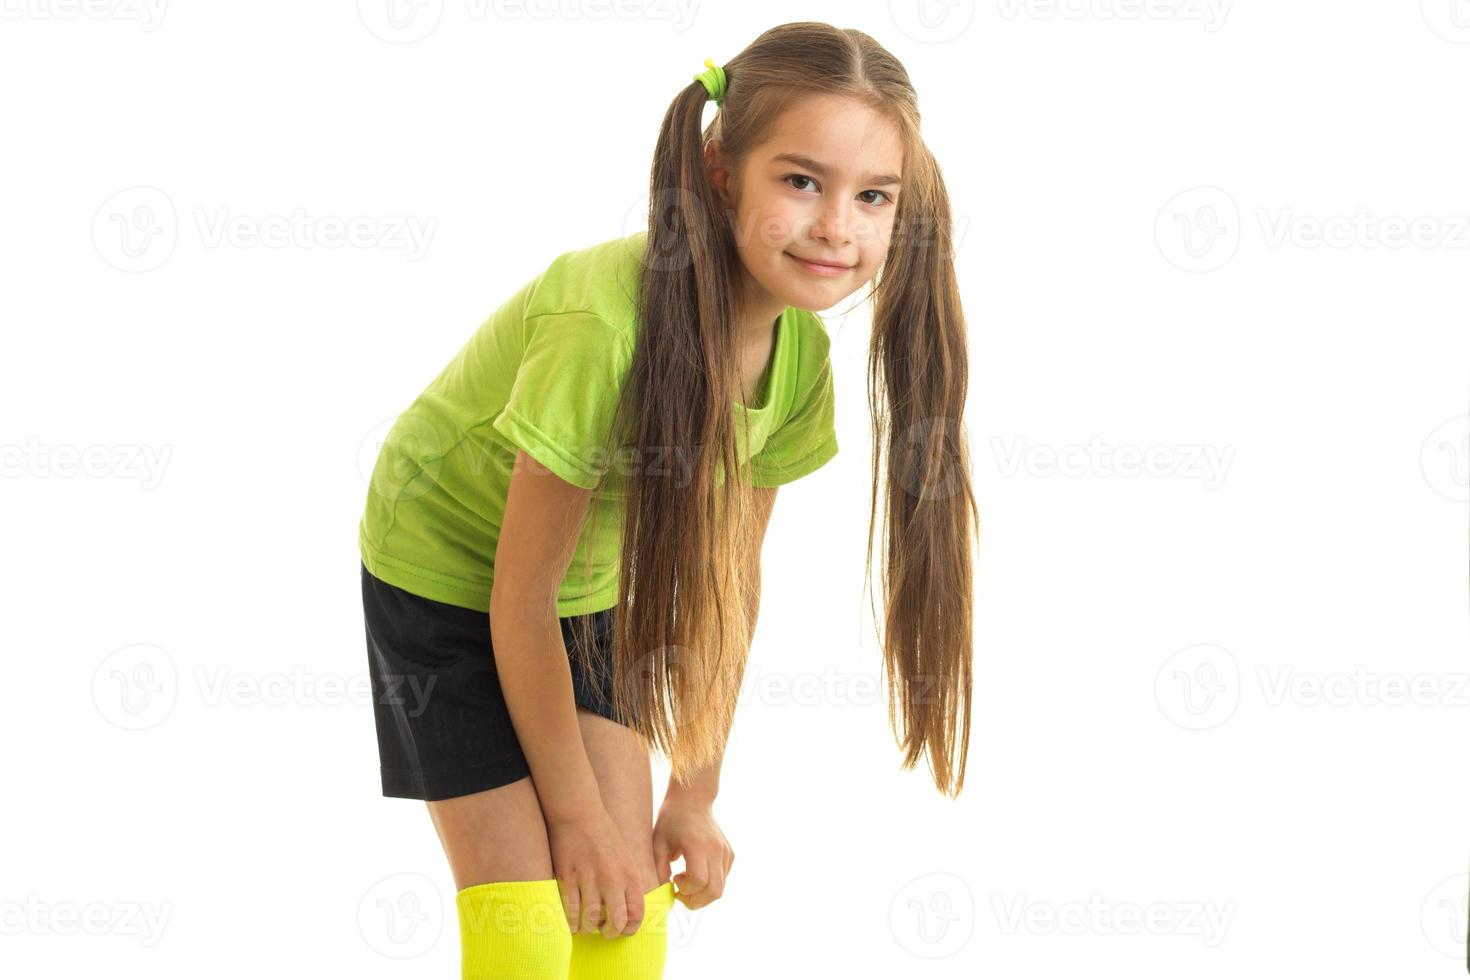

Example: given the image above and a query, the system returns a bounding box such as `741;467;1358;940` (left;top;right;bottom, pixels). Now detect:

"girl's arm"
490;449;609;824
494;449;652;936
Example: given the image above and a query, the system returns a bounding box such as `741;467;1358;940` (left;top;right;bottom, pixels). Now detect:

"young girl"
358;21;976;979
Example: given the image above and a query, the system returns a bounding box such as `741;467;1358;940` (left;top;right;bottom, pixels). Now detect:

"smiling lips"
786;252;853;276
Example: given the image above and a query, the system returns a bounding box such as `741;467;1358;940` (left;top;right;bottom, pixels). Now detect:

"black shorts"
360;560;623;801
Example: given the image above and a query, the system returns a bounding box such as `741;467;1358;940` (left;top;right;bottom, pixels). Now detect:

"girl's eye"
783;175;893;207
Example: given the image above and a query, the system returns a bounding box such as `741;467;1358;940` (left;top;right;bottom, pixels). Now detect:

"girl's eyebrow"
770;152;902;187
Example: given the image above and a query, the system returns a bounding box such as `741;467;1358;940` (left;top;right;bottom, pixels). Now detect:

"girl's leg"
427;775;554;890
425;706;675;978
568;707;677;979
572;707;659;892
427;777;571;979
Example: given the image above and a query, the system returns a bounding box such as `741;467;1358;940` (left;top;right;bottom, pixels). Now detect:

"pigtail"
866;141;979;798
591;65;761;786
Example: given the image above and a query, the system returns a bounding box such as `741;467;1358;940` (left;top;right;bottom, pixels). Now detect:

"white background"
2;1;1467;977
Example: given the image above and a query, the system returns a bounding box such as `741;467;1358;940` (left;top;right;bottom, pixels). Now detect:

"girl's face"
708;93;906;315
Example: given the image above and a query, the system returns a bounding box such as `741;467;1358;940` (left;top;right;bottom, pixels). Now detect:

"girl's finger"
652;839;672;883
580;883;604;936
676;854;712;908
705;858;726;903
558;878;580;932
619;884;646;937
603;892;630;938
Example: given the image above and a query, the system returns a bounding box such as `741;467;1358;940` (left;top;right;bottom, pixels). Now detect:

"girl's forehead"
767;93;900;136
756;98;905;164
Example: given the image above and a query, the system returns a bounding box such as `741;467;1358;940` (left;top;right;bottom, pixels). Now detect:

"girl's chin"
783;281;850;311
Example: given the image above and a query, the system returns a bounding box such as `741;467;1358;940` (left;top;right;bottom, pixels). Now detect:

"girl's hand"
546;804;648;938
652;797;734;910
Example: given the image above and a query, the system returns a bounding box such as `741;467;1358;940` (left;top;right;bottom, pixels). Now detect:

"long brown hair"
565;21;978;798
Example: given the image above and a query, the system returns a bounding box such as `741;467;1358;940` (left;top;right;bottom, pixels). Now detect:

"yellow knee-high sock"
567;881;677;980
456;878;572;980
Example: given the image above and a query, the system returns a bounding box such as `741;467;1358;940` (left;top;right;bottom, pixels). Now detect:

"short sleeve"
490;312;632;489
747;354;838;487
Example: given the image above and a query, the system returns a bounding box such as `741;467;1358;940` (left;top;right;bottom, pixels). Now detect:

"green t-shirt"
358;229;839;616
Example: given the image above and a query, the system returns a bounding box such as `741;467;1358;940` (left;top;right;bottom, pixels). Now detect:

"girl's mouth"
785;252;853;277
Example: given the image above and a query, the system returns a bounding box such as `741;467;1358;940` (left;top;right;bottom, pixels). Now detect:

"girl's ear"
703;139;733;210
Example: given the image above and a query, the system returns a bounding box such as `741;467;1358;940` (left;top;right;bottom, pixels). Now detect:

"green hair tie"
693;57;727;106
